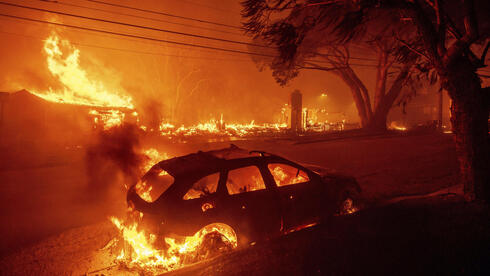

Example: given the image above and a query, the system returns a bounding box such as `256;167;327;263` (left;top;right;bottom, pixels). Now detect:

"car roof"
155;144;265;177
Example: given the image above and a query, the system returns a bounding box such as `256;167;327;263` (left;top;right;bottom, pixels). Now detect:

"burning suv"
127;145;361;247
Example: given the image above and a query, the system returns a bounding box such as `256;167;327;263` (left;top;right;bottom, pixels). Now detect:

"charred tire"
337;188;361;215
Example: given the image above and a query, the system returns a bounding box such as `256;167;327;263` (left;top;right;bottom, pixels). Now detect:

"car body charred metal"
127;145;361;247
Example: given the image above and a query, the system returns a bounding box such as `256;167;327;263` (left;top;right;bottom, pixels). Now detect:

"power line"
0;14;387;68
0;1;268;48
0;12;278;58
0;29;256;62
174;0;239;13
0;22;383;70
81;0;242;30
40;0;244;37
6;1;381;63
0;10;385;68
0;15;262;58
72;1;380;63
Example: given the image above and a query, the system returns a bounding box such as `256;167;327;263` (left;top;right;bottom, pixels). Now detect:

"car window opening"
183;172;220;200
136;167;175;202
268;163;309;186
226;166;266;195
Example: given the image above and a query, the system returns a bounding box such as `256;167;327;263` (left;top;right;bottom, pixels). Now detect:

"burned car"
127;145;361;247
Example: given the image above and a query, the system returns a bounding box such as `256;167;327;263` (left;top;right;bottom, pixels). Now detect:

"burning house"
0;89;137;146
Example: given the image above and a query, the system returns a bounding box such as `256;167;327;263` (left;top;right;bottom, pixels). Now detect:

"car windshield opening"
135;166;174;202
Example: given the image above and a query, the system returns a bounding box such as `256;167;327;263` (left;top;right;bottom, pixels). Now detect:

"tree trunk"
441;58;489;202
345;68;373;121
335;70;370;128
367;112;389;130
367;62;414;131
374;51;389;111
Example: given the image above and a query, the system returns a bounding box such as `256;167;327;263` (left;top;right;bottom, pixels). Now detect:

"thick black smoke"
84;124;145;200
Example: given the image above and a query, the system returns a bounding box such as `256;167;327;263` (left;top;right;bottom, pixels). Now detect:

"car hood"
303;163;357;182
302;163;337;176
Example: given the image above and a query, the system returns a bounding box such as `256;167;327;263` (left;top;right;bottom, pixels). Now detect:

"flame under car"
127;145;361;247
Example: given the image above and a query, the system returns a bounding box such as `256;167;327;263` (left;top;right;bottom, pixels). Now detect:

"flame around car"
110;215;237;274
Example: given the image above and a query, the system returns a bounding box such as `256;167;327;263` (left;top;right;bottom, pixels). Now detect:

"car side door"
265;162;322;232
175;171;226;236
220;164;282;244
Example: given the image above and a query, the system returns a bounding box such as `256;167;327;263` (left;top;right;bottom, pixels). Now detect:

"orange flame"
110;216;237;273
142;148;170;173
159;119;287;137
89;109;126;130
31;33;133;109
270;165;308;186
135;148;172;202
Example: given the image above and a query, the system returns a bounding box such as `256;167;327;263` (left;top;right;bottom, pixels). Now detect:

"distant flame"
159;119;287;137
142;148;170;173
89;109;126;130
389;121;407;131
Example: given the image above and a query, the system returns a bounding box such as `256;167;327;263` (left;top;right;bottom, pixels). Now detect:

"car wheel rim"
339;198;358;215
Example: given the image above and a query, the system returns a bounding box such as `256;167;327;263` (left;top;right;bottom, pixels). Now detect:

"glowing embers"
31;33;133;109
389;121;408;131
110;214;237;274
159;120;288;138
287;222;318;234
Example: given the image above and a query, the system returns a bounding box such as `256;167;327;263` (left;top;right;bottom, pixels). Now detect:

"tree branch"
435;0;447;55
422;0;436;10
409;0;443;67
443;0;479;65
300;61;347;71
395;36;430;61
480;41;490;65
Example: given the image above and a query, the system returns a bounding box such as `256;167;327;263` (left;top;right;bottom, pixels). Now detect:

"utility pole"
290;90;302;134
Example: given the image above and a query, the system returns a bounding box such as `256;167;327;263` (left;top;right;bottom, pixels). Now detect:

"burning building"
0;89;137;146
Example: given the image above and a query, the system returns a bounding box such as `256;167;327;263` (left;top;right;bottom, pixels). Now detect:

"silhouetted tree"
242;1;424;130
242;0;489;201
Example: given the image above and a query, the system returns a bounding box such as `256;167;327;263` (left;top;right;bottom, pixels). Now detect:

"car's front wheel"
196;223;238;254
337;188;361;215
